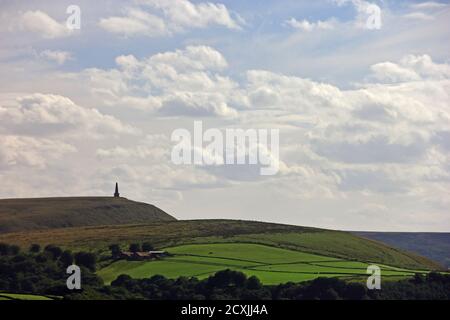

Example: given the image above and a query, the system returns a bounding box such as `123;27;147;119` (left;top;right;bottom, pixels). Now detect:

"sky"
0;0;449;231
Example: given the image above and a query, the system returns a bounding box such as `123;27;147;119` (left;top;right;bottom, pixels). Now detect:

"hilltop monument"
114;182;120;197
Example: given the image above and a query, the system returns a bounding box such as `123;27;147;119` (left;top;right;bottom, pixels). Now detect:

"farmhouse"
120;250;167;261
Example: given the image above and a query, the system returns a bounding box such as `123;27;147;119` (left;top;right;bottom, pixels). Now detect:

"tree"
0;244;21;255
142;242;154;251
208;269;247;288
343;282;367;300
75;252;96;271
60;250;74;267
0;243;9;255
413;273;425;284
20;279;36;293
29;244;41;253
9;245;20;255
44;245;62;259
129;243;141;253
109;244;121;257
111;274;133;287
35;253;48;263
247;276;262;290
322;288;341;300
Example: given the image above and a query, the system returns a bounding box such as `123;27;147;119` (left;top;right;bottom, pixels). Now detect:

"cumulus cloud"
235;54;450;199
99;0;241;37
143;0;241;30
1;39;449;228
0;92;140;198
369;62;421;82
67;49;450;197
369;54;450;82
20;10;72;39
0;135;76;169
98;8;167;37
74;46;238;117
0;93;138;137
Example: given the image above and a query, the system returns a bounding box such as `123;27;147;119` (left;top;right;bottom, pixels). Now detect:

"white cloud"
403;1;448;21
99;8;167;37
160;92;237;117
234;54;450;201
64;49;450;199
39;50;73;65
97;134;169;160
369;54;450;82
73;46;238;117
95;161;222;191
402;12;435;21
144;45;228;71
99;0;241;37
0;93;138;137
370;62;421;82
0;135;76;169
20;10;72;39
410;1;447;10
284;18;336;31
143;0;241;30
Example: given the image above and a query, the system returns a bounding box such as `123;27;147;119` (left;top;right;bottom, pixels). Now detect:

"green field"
98;243;422;285
0;292;54;300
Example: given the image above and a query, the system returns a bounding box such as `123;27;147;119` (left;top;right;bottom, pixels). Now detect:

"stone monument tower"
114;182;120;197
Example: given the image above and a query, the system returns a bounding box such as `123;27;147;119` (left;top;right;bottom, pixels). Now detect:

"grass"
0;220;441;270
0;197;175;233
98;243;425;285
166;243;340;263
0;292;54;300
226;232;436;270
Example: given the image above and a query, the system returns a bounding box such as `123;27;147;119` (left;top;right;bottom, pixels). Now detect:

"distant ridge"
0;197;176;233
354;231;450;269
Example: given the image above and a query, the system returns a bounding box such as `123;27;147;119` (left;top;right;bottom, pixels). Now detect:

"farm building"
120;250;167;261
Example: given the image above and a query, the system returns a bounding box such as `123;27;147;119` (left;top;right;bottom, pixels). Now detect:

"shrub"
29;244;41;253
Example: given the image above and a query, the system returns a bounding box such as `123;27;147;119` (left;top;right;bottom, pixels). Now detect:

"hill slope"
0;219;442;270
0;197;176;233
354;232;450;269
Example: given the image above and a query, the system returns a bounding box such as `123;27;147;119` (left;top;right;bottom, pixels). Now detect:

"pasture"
98;243;421;285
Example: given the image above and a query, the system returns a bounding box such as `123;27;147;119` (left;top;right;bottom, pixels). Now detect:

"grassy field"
0;197;175;233
0;220;440;270
98;243;423;285
0;292;54;300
